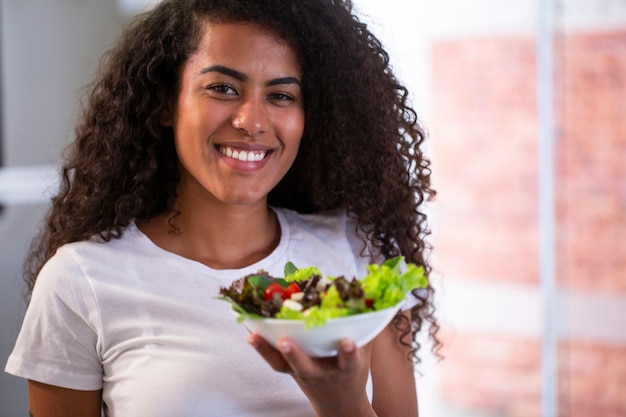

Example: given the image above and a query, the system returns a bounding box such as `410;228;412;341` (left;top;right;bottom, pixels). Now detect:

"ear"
159;101;174;127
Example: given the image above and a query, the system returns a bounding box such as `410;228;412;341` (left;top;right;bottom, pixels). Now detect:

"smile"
217;145;269;162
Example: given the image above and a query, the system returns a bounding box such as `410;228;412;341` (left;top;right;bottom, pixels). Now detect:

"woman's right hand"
248;334;378;417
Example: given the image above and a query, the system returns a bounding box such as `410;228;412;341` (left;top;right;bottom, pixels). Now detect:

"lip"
215;143;274;172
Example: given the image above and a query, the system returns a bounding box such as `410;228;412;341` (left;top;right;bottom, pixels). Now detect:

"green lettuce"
361;258;427;310
220;256;428;328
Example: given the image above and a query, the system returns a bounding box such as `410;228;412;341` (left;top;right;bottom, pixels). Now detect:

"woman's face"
163;21;304;208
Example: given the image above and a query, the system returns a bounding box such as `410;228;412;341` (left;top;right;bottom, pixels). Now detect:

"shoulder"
34;225;144;292
51;224;144;266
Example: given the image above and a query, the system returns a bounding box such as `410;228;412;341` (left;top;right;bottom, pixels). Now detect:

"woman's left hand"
247;334;378;417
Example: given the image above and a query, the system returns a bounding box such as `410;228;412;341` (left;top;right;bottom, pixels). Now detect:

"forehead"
183;21;301;77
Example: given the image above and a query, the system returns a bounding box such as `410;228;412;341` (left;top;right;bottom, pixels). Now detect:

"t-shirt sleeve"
4;248;103;390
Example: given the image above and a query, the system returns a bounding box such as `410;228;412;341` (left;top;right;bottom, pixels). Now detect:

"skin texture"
144;22;304;269
370;311;419;416
163;22;304;210
28;381;101;417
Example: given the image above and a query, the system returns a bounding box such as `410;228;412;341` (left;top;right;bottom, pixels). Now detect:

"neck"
139;198;280;270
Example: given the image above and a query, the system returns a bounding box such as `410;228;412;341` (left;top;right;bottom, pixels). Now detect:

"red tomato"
284;283;301;298
365;298;374;308
264;283;285;301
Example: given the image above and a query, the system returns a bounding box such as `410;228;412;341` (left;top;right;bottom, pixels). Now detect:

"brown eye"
268;92;297;106
207;83;238;96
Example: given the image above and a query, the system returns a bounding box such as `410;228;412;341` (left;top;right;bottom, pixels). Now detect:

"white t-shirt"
5;208;378;417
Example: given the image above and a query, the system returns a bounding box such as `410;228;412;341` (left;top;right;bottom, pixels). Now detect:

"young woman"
5;0;440;416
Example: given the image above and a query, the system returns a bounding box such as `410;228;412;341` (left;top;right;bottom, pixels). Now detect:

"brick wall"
437;332;541;417
560;341;626;417
430;36;539;285
437;334;626;417
557;30;626;291
430;30;626;416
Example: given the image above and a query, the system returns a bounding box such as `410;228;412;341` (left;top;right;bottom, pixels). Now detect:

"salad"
218;256;428;328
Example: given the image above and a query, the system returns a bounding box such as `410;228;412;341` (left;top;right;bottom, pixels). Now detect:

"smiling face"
163;21;305;209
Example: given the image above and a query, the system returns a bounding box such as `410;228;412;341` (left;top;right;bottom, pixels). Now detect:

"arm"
370;310;419;417
28;380;102;417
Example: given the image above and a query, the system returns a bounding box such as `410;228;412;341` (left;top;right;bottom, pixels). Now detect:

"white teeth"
219;146;266;162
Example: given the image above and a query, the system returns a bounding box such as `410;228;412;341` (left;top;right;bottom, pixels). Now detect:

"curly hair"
24;0;440;362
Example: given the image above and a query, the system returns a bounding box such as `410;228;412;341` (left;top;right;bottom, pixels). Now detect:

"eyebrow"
199;65;301;87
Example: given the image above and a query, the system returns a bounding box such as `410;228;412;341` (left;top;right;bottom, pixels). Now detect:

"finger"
276;338;326;376
336;339;360;371
247;334;292;373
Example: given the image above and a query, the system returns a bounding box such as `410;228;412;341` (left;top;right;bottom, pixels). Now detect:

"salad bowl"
220;256;427;357
235;303;402;357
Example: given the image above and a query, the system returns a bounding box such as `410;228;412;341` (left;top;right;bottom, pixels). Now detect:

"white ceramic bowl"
237;304;401;357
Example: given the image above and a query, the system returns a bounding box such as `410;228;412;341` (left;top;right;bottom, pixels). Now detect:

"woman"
5;0;440;416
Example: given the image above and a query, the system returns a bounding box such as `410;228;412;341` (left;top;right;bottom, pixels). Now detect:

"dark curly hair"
24;0;440;362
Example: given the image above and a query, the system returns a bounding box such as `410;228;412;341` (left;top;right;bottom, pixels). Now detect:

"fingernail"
341;340;355;353
278;340;291;354
247;335;259;348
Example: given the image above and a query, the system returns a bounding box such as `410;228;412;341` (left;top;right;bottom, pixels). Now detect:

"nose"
231;95;270;137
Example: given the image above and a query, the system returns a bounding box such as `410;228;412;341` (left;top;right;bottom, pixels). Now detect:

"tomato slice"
264;282;302;301
264;283;285;301
284;283;301;298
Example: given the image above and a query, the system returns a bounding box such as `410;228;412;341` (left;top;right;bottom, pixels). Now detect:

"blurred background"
1;0;624;415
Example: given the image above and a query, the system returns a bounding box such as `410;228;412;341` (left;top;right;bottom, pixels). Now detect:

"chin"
215;192;268;207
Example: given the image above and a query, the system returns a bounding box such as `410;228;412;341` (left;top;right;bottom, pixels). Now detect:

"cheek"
283;111;305;146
